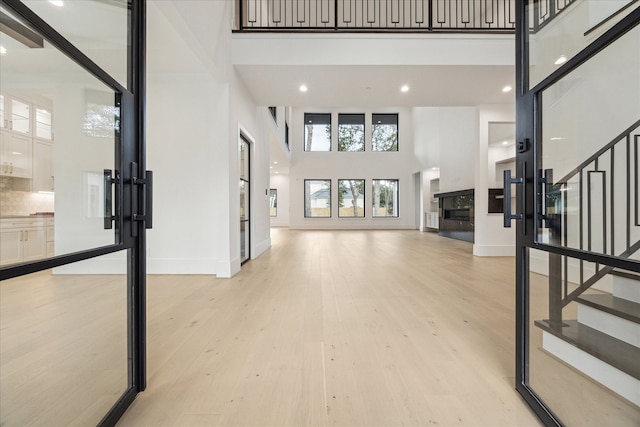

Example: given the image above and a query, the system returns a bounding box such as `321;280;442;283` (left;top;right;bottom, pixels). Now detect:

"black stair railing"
531;0;577;32
237;0;519;32
236;0;576;32
543;119;640;327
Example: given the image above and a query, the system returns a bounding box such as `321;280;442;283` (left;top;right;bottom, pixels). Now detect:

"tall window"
372;179;399;217
338;179;365;217
338;114;364;152
304;179;331;217
304;113;331;151
372;113;398;151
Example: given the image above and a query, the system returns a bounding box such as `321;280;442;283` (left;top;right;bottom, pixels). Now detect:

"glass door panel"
527;249;640;425
0;2;144;425
239;137;250;264
21;0;130;87
0;8;120;265
538;24;640;258
527;0;637;89
0;251;130;426
516;3;640;426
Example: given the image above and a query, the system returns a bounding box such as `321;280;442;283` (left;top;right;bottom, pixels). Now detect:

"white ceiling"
236;64;515;108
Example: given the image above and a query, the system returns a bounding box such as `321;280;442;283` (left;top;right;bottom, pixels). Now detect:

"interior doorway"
239;135;250;264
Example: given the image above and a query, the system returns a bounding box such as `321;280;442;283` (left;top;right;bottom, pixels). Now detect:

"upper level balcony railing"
235;0;576;33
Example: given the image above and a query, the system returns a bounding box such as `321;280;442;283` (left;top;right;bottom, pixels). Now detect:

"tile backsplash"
0;177;55;216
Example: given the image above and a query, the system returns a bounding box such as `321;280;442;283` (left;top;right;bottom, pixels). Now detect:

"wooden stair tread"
610;269;640;281
535;319;640;380
577;294;640;324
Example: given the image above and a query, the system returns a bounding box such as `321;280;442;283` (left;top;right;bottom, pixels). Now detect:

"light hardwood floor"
119;229;543;427
3;229;638;426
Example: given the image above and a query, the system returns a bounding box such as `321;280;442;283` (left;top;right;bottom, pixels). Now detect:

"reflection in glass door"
511;2;640;426
240;135;250;264
0;1;148;426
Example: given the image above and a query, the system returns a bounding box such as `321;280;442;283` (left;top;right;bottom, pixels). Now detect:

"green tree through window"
338;179;365;217
372;113;398;151
338;114;364;151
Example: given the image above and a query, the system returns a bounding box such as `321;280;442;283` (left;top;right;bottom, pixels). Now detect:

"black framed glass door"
240;135;250;264
0;1;148;426
511;2;640;426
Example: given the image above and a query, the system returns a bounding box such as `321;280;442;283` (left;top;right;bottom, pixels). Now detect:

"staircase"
535;122;640;407
535;270;640;406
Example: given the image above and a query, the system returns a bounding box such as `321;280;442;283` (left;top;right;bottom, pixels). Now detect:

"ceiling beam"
0;11;44;48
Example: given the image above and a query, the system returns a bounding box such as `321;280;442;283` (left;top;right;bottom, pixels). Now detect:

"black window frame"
372;113;399;152
304;113;332;152
372;178;400;218
304;179;332;218
338;113;365;152
338;179;366;218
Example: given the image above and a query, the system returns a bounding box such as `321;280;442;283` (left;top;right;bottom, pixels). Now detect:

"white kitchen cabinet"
0;94;5;130
425;212;439;230
0;218;47;266
9;97;31;135
0;130;33;178
34;105;53;141
33;140;54;191
0;228;23;265
22;226;46;262
46;218;55;257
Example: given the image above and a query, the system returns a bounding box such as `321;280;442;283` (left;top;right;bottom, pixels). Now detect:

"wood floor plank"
3;229;639;426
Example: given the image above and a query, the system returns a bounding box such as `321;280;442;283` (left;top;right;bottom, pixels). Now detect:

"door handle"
104;169;120;229
504;162;526;233
131;162;153;236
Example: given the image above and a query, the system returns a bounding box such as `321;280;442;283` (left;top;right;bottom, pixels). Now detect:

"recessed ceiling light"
432;167;439;171
299;85;308;92
273;161;278;164
49;0;64;6
502;85;512;93
275;171;279;174
550;137;565;141
0;46;6;56
269;166;273;169
502;141;509;145
401;85;409;92
554;55;567;65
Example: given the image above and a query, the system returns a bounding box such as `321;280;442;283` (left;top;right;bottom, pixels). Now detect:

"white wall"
269;173;290;227
412;107;477;192
288;107;420;229
474;105;515;257
146;0;266;277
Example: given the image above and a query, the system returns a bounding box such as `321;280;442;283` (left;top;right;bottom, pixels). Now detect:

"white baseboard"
253;237;271;258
